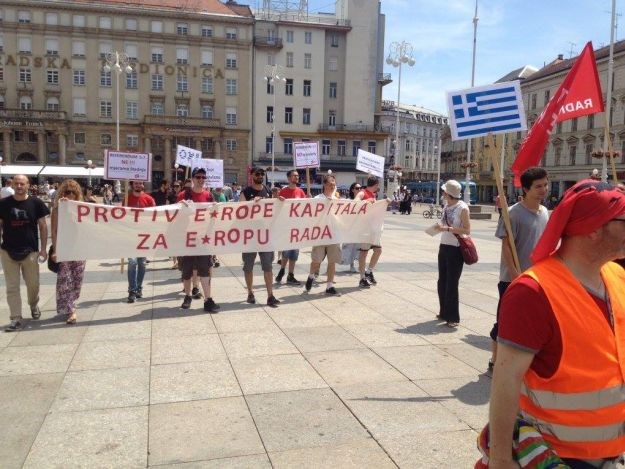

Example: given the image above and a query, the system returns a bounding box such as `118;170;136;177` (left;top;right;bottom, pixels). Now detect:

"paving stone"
266;308;335;328
151;314;218;337
150;360;241;404
212;310;277;333
153;454;272;468
220;329;298;359
23;406;148;468
8;324;88;347
148;397;264;466
344;322;430;348
83;320;152;342
0;344;77;376
151;334;226;365
70;339;150;371
282;325;366;353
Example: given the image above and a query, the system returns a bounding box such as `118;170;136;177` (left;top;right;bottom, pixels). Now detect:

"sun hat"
441;180;462;199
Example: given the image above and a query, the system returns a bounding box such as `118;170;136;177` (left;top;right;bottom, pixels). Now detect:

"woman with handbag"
436;180;471;328
50;179;87;325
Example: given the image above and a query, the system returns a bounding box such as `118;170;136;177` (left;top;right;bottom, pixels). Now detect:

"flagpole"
464;0;479;203
602;0;616;183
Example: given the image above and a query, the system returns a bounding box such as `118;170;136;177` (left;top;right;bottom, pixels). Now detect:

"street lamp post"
386;42;415;176
103;51;133;153
264;64;286;188
174;163;179;182
464;0;479;203
435;139;441;205
87;159;93;186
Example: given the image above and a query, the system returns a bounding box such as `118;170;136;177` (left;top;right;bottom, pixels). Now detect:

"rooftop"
48;0;253;17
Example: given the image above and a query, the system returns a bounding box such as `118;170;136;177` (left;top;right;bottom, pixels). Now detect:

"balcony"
318;123;392;134
255;152;294;165
0;108;66;120
377;73;392;85
143;115;222;129
254;36;283;49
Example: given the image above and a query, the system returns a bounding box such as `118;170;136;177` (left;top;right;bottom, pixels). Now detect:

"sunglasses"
253;172;265;176
173;184;181;187
194;176;207;180
64;191;78;196
354;186;361;190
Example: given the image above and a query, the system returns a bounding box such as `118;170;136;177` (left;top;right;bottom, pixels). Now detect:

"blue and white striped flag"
446;81;526;141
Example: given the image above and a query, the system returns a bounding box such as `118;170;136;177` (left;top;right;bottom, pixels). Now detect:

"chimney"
557;54;564;60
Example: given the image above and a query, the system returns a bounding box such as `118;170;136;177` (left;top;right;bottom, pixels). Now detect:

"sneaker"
181;295;192;309
30;305;41;320
305;276;314;292
127;292;136;303
5;319;23;332
275;267;285;283
365;271;377;285
135;290;143;299
359;278;371;289
191;287;203;299
325;287;340;296
204;298;220;313
267;295;280;307
246;292;256;304
213;259;221;268
286;273;301;286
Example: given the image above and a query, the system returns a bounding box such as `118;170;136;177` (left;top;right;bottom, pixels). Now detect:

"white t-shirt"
314;192;338;200
0;186;14;199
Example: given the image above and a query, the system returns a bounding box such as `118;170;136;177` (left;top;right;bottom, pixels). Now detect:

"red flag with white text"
511;42;603;186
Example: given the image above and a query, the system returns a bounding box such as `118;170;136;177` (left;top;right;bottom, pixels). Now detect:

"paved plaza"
0;206;504;468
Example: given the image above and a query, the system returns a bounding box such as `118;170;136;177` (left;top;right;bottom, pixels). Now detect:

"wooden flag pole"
487;133;521;273
185;166;190;180
120;180;129;274
305;167;312;197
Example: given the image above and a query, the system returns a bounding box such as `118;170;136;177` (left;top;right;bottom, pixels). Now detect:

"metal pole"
395;60;402;182
435;137;441;204
116;55;120;152
464;0;479;203
271;77;276;188
602;0;616;183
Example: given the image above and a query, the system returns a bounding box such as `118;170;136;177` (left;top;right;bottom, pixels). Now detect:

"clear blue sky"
312;0;619;115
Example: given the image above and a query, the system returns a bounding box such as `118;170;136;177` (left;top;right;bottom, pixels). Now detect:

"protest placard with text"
356;149;385;178
175;145;202;167
294;142;320;169
194;159;224;188
104;150;152;182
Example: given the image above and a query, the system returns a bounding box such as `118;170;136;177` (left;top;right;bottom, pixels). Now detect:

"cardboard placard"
356;149;384;178
104;150;152;182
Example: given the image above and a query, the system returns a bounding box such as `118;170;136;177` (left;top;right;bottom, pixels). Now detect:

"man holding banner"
275;170;306;286
355;176;383;288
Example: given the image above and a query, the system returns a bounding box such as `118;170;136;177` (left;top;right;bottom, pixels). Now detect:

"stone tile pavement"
0;206;505;468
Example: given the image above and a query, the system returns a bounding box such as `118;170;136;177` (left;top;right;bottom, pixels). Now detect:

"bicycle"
422;204;442;219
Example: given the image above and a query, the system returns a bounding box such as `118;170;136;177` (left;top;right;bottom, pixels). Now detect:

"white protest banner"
104;150;152;182
175;145;202;167
56;199;387;260
356;149;385;178
293;142;320;169
194;159;224;188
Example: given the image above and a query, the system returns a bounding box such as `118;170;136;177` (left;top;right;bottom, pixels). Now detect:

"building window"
587;114;594;130
544;89;550;105
14;131;23;142
74;132;86;144
286;30;294;43
201;105;214;119
100;100;112;118
99;41;112;59
75;152;85;160
151;74;163;91
125;44;137;61
585;143;593;164
72;41;85;57
18;11;31;24
285;107;293;124
151;47;164;63
151;101;164;115
127;135;139;147
201;77;213;94
151;21;163;33
201;138;213;152
568;145;576;165
266;106;273;123
176;74;188;92
328;110;336;126
47;69;59;85
0;68;3;82
125;18;137;30
226;28;237;40
303;108;311;125
368;141;377;153
305;31;312;44
266;82;274;95
337;140;346;156
226;139;237;151
19;68;31;83
73;98;86;116
331;34;339;47
530;93;537;110
101;134;112;146
226;107;237;125
571;118;578;132
329;57;338;71
303;80;311;97
46;97;59;111
19;96;32;110
18;37;31;54
304;53;312;69
329;82;337;98
286;52;294;67
73;15;85;27
176;23;188;35
201;50;213;66
352;140;361;157
176;103;189;117
285;79;293;95
176;48;188;64
45;38;59;55
265;137;273;154
99;16;112;28
100;70;112;87
202;25;213;37
284;138;293;154
556;122;562;134
126;71;138;89
126;101;138;119
46;13;58;25
322;139;330;155
267;54;275;66
226;53;237;69
226;78;237;95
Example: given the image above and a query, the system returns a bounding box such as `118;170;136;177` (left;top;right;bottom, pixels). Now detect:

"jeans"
437;244;464;323
128;257;146;294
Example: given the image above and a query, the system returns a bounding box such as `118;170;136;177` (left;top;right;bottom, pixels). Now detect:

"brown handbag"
455;234;478;265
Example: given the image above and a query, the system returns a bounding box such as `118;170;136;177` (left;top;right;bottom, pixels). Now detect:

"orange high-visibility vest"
518;257;625;459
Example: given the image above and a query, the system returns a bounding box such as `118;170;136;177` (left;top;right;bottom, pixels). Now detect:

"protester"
176;167;219;312
151;179;173;206
102;184;113;205
494;194;502;218
489;167;549;370
240;166;280;307
213;187;227;203
125;180;155;303
84;186;97;203
232;183;241;202
488;180;625;468
355;176;383;288
275;169;306;285
339;182;361;272
113;180;122;203
435;179;470;328
50;179;86;325
0;174;49;331
305;174;342;295
0;178;14;199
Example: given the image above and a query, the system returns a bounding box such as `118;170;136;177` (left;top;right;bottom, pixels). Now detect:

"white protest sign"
56;199;388;260
175;145;202;166
294;142;320;169
104;150;152;182
194;159;224;188
356;149;385;178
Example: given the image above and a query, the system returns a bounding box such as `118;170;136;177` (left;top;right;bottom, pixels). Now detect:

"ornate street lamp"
263;64;286;188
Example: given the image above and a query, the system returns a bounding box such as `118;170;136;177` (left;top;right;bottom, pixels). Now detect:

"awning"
0;164;43;176
0;165;105;177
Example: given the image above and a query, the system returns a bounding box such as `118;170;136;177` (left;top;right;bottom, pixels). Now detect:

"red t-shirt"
279;186;306;199
176;189;214;203
359;189;376;200
126;192;156;208
498;276;611;378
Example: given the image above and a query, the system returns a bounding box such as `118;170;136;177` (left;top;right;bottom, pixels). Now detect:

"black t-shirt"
241;185;270;200
0;196;50;252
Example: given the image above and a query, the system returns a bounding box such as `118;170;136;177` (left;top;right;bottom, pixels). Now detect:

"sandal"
445;321;459;328
66;311;77;325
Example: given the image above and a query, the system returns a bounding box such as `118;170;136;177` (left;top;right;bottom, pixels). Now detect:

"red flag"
511;42;604;186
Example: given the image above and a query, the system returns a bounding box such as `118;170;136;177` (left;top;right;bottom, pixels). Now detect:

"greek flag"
446;81;526;140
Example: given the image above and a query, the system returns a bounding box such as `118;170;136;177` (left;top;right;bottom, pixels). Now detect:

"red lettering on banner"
186;232;197;247
301;204;313;217
130;208;142;222
331;202;345;215
358;204;368;215
111;207;127;220
263;201;273;218
258;229;269;245
350;203;358;215
165;209;179;222
290;203;301;217
152;210;158;222
221;206;233;220
153;234;168;248
195;208;207;222
236;205;249;219
137;233;150;250
243;230;254;244
314;203;324;217
340;204;352;215
214;230;225;245
290;225;332;243
228;229;240;243
95;206;109;222
250;204;261;218
77;205;90;222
